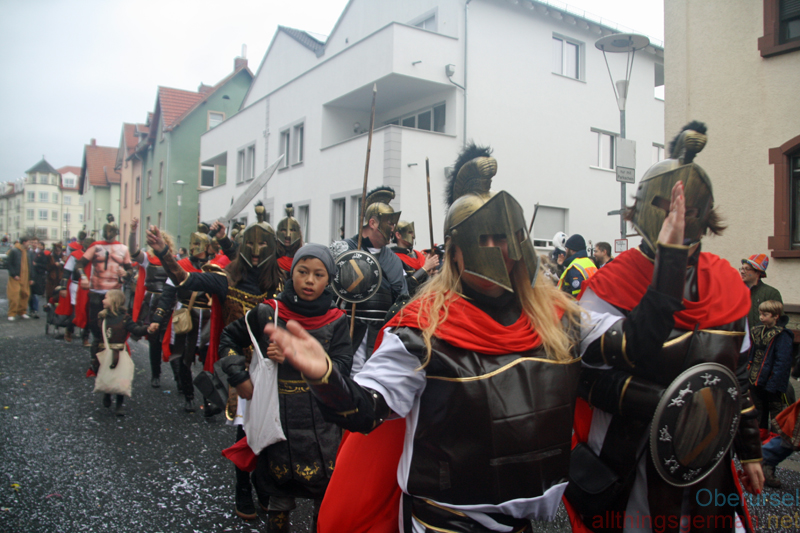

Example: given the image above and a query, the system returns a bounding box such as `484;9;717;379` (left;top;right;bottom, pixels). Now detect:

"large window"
50;228;58;239
64;195;71;205
27;191;35;202
63;176;75;187
592;129;616;170
331;198;346;242
200;165;215;188
39;209;48;221
553;35;582;80
768;134;800;256
759;0;800;56
386;103;446;133
52;193;58;203
237;145;256;183
237;149;246;184
39;192;48;203
532;206;568;248
297;204;310;242
64;212;71;224
652;143;665;164
36;228;47;240
26;209;34;220
51;210;58;221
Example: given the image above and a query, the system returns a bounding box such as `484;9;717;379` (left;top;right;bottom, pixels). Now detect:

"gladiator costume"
567;124;761;532
312;147;580;532
55;240;85;341
389;220;432;297
276;204;302;275
340;186;408;376
152;203;283;520
76;215;133;367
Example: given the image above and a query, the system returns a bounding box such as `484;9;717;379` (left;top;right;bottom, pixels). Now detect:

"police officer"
557;234;597;297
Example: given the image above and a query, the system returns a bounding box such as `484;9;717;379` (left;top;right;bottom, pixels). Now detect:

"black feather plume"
668;121;707;158
446;142;493;206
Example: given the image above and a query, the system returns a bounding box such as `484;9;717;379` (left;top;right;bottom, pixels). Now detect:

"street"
1;266;799;532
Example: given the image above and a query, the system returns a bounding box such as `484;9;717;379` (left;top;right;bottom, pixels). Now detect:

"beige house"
0;180;24;243
117;122;149;244
57;166;84;241
665;0;800;320
22;159;63;247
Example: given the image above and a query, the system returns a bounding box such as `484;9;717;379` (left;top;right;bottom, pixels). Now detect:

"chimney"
90;138;96;146
235;44;248;70
198;83;214;94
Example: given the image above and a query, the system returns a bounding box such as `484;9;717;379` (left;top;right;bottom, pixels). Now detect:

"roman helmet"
276;204;303;257
239;202;276;268
444;144;539;293
630;121;713;253
189;223;213;259
363;186;401;243
102;214;119;242
230;221;246;246
395;220;415;247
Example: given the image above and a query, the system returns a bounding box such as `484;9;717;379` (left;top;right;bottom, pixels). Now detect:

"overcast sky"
0;0;663;182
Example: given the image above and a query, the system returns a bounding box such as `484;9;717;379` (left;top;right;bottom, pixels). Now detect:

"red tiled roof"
83;144;121;187
122;123;137;157
57;166;81;176
158;87;204;130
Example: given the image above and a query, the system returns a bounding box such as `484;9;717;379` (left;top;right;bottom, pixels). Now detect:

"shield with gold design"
650;362;740;487
331;249;382;303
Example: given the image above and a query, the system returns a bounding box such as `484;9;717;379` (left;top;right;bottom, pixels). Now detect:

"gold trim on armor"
303;356;333;385
600;333;609;366
178;272;192;288
411;516;459;533
427;356;581;382
106;343;126;350
662;331;693;348
662;329;746;349
740;458;763;464
621;333;634;368
422;499;467;517
619;375;633;414
279;379;310;395
741;405;756;414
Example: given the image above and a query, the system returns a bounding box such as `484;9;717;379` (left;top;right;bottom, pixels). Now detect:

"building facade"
22;159;64;246
0;180;24;243
56;166;84;242
79;139;121;237
665;0;800;309
199;0;665;250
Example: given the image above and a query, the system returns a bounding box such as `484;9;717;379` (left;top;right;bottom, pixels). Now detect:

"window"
78;214;84;223
552;35;582;80
208;112;225;129
64;195;71;205
135;177;141;203
592;129;616;170
652;143;665;164
768;134;800;256
297;204;310;242
63;176;75;187
158;162;164;191
39;192;48;203
145;216;150;231
52;193;58;203
331;198;346;242
294;124;304;164
414;14;437;32
247;146;255;180
200;165;215;188
39;209;48;221
237;149;246;184
386;103;446;133
51;228;58;239
30;175;37;184
36;228;47;239
157;211;162;228
64;213;71;224
123;183;128;208
280;130;290;168
51;210;58;221
531;206;568;248
26;209;34;220
759;0;800;56
79;196;84;205
27;191;35;202
147;170;152;197
63;230;70;240
350;194;363;231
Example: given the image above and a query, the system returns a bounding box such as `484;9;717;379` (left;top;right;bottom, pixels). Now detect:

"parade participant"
276;204;303;276
569;122;763;532
149;223;218;412
557;233;597;297
748;300;794;430
739;253;782;333
55;240;85;342
146;202;283;521
550;231;568;278
95;289;149;416
76;215;133;373
129;217;173;389
389;220;439;297
68;230;92;344
267;144;583;532
44;242;64;302
30;240;47;318
219;243;352;533
6;236;33;321
340;186;408;376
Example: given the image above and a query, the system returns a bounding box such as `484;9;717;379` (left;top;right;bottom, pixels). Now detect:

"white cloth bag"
93;319;135;397
243;306;286;454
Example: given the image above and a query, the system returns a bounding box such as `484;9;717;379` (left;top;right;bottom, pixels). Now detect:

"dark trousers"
752;386;784;429
148;328;165;379
88;292;105;371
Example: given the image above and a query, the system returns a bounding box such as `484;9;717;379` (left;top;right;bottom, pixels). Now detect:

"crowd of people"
4;121;800;533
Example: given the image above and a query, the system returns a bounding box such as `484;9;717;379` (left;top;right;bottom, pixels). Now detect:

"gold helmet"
102;214;119;241
395;220;415;246
239;202;276;268
445;144;539;293
276;204;303;257
631;121;713;252
363;186;401;242
189;223;213;259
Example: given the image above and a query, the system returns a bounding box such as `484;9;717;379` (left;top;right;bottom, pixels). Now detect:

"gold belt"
107;343;125;350
278;379;310;395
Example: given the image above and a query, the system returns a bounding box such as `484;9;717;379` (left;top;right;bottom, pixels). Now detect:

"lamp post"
174;180;185;246
595;33;650;242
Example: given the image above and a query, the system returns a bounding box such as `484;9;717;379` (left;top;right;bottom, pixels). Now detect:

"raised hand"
264;321;329;380
145;225;166;253
657;181;686;246
210;220;227;239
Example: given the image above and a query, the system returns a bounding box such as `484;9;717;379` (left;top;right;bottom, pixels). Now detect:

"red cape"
201;255;230;372
583;248;750;330
56;248;82;317
72;249;90;328
395;250;426;272
132;253;162;323
319;293;559;532
264;298;343;331
277;255;293;272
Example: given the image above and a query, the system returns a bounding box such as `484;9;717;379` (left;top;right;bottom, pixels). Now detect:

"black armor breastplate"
396;328;581;506
145;263;168;293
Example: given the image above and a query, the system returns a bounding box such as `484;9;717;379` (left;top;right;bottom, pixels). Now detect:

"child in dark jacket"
219;244;352;530
96;289;149;416
748;300;795;430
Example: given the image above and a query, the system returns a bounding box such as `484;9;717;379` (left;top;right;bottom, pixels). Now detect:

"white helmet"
552;232;567;252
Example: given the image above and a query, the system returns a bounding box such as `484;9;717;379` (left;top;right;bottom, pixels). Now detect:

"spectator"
29;240;48;318
557;234;597;296
178;247;188;259
740;253;782;331
6;236;33;321
593;241;613;267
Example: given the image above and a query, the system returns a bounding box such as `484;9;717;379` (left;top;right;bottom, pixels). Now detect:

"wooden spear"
425;157;435;252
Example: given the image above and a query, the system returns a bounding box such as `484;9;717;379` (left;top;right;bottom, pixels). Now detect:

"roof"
278;26;326;54
157;87;205;130
81;144;121;190
122;123;138;157
25;158;59;175
57;166;81;176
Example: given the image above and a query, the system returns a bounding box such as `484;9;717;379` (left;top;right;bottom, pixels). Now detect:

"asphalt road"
1;267;798;532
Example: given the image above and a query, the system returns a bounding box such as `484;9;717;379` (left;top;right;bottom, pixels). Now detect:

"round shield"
650;362;740;487
331;249;382;304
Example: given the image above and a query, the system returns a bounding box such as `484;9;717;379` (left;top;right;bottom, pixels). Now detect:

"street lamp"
595;33;650;242
174;180;185;246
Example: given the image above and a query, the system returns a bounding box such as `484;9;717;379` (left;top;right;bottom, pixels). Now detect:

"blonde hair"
98;289;126;318
758;300;783;318
402;240;582;366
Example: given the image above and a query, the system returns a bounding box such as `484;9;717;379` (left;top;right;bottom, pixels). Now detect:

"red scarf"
72;251;90;329
277;255;293;272
583;248;750;330
263;299;344;331
320;293;558;532
395;250;426;272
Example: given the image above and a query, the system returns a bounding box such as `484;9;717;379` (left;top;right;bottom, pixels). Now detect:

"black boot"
267;511;290;532
234;467;256;520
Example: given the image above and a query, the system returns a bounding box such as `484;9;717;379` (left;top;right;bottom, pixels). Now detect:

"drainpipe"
462;0;472;146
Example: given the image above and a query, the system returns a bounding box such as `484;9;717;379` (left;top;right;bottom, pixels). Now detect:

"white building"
57;166;85;242
199;0;665;249
22;159;64;246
